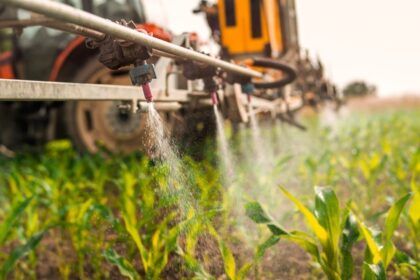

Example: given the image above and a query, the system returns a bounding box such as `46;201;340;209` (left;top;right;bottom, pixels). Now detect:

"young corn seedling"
246;186;360;280
357;192;413;280
117;168;185;279
406;167;420;259
179;219;260;280
0;197;49;279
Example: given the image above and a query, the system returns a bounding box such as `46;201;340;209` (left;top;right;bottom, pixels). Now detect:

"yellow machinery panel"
218;0;285;58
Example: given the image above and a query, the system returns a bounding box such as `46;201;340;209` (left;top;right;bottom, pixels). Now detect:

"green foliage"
247;187;357;279
0;197;32;245
0;109;419;278
246;187;414;280
357;193;412;280
343;80;377;99
0;232;46;278
0;151;225;278
341;213;360;280
103;248;140;280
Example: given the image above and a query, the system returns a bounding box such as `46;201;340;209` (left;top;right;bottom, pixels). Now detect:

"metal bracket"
129;64;156;86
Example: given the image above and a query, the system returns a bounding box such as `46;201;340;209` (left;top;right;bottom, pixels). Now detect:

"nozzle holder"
241;83;255;95
129;63;156;86
86;21;152;70
181;60;217;81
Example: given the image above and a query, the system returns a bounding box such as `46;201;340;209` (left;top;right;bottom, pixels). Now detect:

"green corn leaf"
342;250;355;280
208;226;236;280
394;251;420;279
150;219;180;277
255;235;281;262
283;231;322;263
245;202;288;235
176;246;214;280
358;222;382;265
124;220;149;273
341;214;360;280
314;187;341;260
237;263;253;280
341;214;360;251
315;187;340;240
394;251;418;267
0;231;45;278
267;223;288;236
379;193;412;268
245;202;272;224
410;172;419;193
88;203;123;232
219;239;236;280
280;187;328;243
408;191;420;224
0;197;33;245
384;193;412;242
363;262;386;280
380;241;396;269
103;248;140;280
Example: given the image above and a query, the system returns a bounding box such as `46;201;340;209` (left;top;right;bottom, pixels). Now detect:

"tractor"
0;0;176;153
194;0;339;119
0;0;338;154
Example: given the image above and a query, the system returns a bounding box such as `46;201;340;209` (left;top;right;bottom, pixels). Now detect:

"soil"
258;242;314;279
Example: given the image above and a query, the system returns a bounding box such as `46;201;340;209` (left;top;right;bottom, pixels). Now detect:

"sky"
143;0;420;96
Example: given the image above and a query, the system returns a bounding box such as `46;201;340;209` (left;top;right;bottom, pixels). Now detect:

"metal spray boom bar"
1;0;263;79
0;14;183;60
0;79;189;102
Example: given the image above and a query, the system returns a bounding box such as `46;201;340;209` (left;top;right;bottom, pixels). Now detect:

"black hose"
251;58;297;89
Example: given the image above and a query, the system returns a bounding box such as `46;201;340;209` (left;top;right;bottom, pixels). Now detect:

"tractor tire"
64;59;151;154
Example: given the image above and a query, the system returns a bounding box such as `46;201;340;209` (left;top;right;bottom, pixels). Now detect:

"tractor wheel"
64;60;150;154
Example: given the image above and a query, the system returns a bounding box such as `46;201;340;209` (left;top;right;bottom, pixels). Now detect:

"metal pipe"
0;17;175;59
152;49;182;60
0;12;104;39
138;101;182;112
0;78;190;102
41;20;104;40
1;0;263;79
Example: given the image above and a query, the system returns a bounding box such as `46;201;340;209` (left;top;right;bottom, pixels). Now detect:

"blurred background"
149;0;420;96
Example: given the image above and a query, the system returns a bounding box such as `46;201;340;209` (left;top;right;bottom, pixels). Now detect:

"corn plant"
246;186;360;280
407;169;420;259
0;109;419;279
178;219;268;280
246;186;415;279
0;197;35;277
357;192;414;279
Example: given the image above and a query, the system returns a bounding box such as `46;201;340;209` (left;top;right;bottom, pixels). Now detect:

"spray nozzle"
241;83;254;105
211;92;218;106
130;61;157;104
142;83;153;103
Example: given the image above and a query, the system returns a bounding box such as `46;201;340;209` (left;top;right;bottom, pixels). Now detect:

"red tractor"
0;0;175;153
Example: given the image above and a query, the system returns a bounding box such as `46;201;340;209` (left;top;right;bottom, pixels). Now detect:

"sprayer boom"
0;0;263;80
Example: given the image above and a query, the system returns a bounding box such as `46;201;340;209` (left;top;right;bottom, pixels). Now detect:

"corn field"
0;108;419;279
